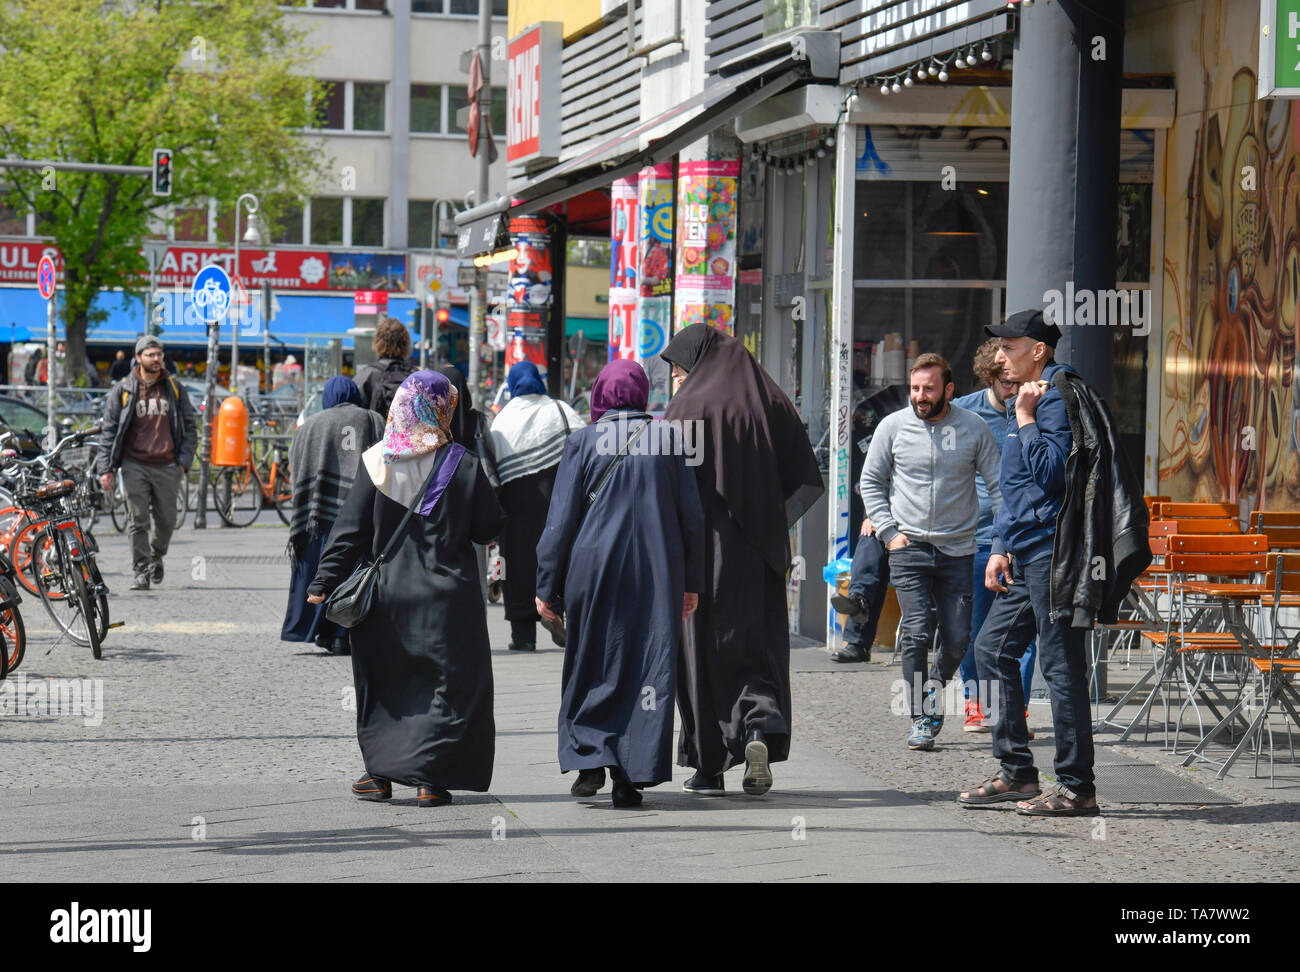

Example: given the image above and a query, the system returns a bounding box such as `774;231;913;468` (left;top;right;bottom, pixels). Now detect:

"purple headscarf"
375;370;465;515
589;359;650;422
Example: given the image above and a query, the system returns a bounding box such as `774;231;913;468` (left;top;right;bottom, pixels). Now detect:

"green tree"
0;0;329;381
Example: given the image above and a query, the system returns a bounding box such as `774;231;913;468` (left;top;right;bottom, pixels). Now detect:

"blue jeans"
889;541;972;719
974;555;1095;797
960;547;1037;704
844;532;890;648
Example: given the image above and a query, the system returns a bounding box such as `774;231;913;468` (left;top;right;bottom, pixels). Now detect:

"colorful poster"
674;159;739;335
508;216;552;382
609;177;639;361
639;163;674;299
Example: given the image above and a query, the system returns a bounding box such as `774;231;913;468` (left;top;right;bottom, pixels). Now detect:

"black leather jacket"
1050;370;1152;627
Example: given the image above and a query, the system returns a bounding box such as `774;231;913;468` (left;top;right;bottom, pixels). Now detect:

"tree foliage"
0;0;329;379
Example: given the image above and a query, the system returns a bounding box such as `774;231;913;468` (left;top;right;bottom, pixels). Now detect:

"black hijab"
438;364;474;444
662;323;824;574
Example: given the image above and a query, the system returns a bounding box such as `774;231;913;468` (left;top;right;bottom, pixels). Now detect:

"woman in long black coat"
661;324;824;798
309;371;504;807
489;361;584;650
535;360;704;808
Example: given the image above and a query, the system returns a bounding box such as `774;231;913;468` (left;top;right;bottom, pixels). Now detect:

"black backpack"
369;358;413;416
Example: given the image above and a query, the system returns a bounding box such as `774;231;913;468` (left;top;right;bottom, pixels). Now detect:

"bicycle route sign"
191;264;232;324
37;255;56;300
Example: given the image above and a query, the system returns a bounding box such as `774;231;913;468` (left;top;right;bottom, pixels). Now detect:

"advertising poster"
609;177;639;361
508;215;552;382
636;162;674;411
674;159;739;335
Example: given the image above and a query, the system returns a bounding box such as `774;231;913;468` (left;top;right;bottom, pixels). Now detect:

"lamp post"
231;192;261;395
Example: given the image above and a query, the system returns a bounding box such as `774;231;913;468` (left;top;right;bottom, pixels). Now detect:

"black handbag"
541;419;650;648
324;447;450;629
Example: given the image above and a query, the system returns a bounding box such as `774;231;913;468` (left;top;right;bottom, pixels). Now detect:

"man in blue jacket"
957;309;1099;816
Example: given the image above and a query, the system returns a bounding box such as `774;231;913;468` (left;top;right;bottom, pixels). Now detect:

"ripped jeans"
888;540;974;720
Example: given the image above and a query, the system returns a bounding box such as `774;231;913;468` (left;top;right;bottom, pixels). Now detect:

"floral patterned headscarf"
370;370;466;515
380;370;459;464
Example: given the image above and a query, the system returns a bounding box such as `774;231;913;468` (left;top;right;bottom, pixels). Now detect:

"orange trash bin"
212;396;249;467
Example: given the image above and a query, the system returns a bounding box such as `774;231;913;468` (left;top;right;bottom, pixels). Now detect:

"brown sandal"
1015;786;1100;817
957;775;1040;806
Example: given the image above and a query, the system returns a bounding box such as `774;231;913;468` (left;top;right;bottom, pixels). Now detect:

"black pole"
547;217;567;399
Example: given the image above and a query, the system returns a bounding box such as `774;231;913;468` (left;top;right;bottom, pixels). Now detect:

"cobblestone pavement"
1;518;1296;881
792;653;1300;882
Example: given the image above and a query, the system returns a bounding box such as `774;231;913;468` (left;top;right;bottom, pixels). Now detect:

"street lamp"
231;192;261;394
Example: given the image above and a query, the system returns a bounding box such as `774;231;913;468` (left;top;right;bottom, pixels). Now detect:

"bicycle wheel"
261;457;292;526
212;465;262;527
174;467;190;528
36;533;106;652
109;480;128;533
10;515;49;597
0;604;20;675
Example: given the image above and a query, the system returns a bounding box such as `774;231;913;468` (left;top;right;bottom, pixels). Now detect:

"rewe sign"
507;22;561;165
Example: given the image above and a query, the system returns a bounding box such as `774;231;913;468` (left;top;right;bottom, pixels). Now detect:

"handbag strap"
555;399;571;438
584;419;650;511
375;446;451;566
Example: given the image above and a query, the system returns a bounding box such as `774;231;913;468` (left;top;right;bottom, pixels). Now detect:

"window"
314;81;385;131
448;0;508;14
412;0;440;11
173;208;209;242
408;200;434;249
353;83;386;131
0;197;25;236
353;0;386;9
315;81;345;130
410;84;443;133
763;0;817;36
311;197;344;246
449;86;505;135
352;198;385;247
272;201;305;245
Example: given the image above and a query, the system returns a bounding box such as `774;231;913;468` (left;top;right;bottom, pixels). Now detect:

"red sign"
0;240;407;292
507;23;561;165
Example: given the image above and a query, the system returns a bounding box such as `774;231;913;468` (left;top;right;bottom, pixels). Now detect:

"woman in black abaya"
308;371;503;807
535;360;704;808
661;324;824;797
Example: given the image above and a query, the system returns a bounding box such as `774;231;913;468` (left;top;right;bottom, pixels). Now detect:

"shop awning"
457;29;840;256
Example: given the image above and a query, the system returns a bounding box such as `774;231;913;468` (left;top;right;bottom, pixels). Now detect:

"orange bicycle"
212;434;291;527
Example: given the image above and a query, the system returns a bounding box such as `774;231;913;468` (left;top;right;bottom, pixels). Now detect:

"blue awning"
0;287;419;350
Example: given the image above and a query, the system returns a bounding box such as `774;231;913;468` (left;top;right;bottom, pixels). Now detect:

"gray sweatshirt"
860;403;1003;557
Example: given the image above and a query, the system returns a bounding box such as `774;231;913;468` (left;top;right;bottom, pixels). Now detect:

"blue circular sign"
191;264;232;323
37;256;56;300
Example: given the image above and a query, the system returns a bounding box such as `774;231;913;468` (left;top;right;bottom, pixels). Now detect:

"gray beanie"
135;335;163;355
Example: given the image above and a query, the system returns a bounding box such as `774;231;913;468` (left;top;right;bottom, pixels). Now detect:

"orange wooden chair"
1249;511;1300;550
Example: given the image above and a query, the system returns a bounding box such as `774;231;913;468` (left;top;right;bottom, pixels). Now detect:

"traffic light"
436;308;451;326
152;148;173;197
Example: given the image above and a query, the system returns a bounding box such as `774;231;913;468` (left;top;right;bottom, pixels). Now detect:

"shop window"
353;83;386;131
311;197;344;246
411;84;442;133
352;198;385;247
408;200;434;249
911;182;1009;281
853;182;908;280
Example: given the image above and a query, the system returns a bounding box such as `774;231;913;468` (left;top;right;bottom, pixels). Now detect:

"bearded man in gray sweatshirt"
861;353;1003;751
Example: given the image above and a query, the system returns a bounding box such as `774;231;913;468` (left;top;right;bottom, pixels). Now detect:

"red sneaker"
963;701;991;733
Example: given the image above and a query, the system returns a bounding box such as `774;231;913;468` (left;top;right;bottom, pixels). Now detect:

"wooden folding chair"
1250;512;1300;550
1180;555;1300;782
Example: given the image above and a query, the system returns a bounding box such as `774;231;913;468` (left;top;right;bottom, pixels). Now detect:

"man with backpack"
97;336;198;591
354;317;415;418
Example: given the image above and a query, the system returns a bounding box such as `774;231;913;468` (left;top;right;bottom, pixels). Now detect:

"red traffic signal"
152;148;173;197
435;308;451;324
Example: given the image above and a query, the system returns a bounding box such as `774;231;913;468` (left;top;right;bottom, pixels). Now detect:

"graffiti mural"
1160;3;1300;509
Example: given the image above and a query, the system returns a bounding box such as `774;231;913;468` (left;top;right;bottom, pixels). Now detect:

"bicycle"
107;463;190;533
0;428;111;658
211;433;291;527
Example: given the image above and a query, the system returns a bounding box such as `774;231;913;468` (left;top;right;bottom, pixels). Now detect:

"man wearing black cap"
97;336;197;591
957;308;1100;816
